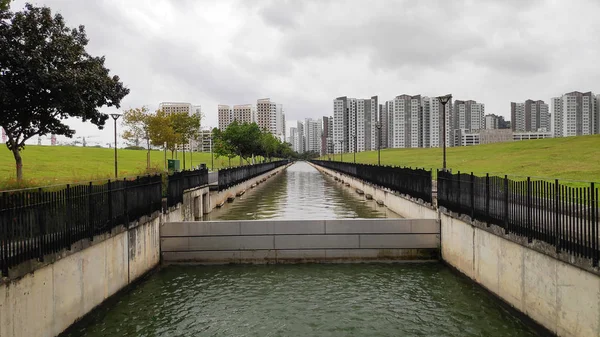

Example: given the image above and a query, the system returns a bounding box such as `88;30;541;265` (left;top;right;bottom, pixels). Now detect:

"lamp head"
437;94;452;105
110;113;122;120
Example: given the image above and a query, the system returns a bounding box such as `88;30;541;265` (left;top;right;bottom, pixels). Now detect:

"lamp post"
210;135;214;171
436;94;452;171
109;113;121;178
376;121;382;166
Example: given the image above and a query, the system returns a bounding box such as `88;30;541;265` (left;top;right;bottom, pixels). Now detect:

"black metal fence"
310;160;432;203
218;160;289;190
0;175;163;277
437;170;599;265
167;168;209;207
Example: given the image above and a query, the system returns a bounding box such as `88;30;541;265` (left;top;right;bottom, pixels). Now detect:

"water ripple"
65;264;541;337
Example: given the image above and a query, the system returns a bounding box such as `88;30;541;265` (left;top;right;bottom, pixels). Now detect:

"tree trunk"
12;147;23;182
146;137;150;170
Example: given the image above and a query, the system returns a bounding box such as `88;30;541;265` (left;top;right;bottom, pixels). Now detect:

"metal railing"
437;170;599;266
310;160;432;203
218;160;289;190
167;168;209;207
0;175;163;277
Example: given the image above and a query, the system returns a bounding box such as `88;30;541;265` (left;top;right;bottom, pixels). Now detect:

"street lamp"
436;94;452;171
376;121;382;166
109;113;121;178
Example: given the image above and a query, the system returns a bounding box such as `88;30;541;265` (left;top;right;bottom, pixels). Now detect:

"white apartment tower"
256;98;279;135
511;100;550;132
369;96;378;150
159;102;193;115
333;97;349;153
428;97;452;148
304;118;322;154
296;121;305;153
551;91;597;137
453;100;485;135
392;94;422;148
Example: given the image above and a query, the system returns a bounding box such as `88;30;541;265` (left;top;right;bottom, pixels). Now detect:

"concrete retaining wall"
310;163;438;219
161;219;440;263
440;212;600;337
0;214;161;337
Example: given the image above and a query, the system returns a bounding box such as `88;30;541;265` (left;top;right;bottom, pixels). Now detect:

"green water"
203;162;401;220
64;264;541;337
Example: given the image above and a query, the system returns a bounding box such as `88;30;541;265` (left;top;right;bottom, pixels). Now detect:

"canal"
63;162;543;337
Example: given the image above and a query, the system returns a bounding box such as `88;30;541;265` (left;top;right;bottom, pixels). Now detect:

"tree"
147;109;178;158
212;128;236;167
0;4;129;181
0;0;12;11
122;106;151;169
169;111;201;169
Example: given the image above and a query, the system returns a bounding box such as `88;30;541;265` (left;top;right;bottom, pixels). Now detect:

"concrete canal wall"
0;165;288;337
309;163;438;219
0;213;161;337
161;219;440;264
209;163;292;210
310;161;600;337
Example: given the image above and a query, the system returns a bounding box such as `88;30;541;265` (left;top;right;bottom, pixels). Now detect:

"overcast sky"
11;0;600;146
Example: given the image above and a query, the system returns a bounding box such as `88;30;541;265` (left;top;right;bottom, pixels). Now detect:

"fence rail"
0;175;163;277
310;160;432;203
218;160;289;190
437;170;599;266
167;168;209;207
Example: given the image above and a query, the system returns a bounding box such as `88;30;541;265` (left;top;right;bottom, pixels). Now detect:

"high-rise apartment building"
218;105;232;130
256;98;278;134
304;118;322;154
369;96;378;150
551;91;597;137
159;102;193;114
453;100;485;133
296;121;305;153
321;116;334;155
385;100;394;149
233;104;253;124
428;97;452;148
511;100;550;132
333;97;349;153
391;94;422;148
289;127;298;152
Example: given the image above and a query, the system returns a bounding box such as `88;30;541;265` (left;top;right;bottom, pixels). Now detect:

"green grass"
0;145;250;189
320;135;600;183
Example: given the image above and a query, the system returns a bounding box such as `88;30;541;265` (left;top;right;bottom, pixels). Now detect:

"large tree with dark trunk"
0;4;129;182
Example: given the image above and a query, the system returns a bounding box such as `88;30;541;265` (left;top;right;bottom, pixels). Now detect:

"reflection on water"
204;161;399;220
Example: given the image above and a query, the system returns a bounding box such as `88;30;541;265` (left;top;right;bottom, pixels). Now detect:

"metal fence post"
527;177;532;243
123;178;129;227
108;179;113;230
592;182;598;267
485;173;490;225
504;175;509;234
37;187;44;262
88;182;94;241
555;179;560;253
470;172;475;220
66;184;72;250
1;192;8;277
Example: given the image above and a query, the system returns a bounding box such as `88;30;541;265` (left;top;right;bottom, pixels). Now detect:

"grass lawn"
320;135;600;183
0;145;250;189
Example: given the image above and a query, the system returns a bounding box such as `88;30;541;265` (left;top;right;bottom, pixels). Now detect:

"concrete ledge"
161;219;440;237
162;248;438;264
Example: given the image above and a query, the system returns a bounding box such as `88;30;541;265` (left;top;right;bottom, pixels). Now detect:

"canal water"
203;161;400;220
63;162;543;337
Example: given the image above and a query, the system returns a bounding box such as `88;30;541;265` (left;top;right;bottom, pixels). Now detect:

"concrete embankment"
0;163;290;337
0;213;161;337
310;162;600;337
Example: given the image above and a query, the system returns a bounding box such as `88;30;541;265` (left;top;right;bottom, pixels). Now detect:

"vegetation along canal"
64;162;543;336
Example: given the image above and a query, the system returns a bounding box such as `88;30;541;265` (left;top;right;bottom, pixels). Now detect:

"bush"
124;146;145;150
